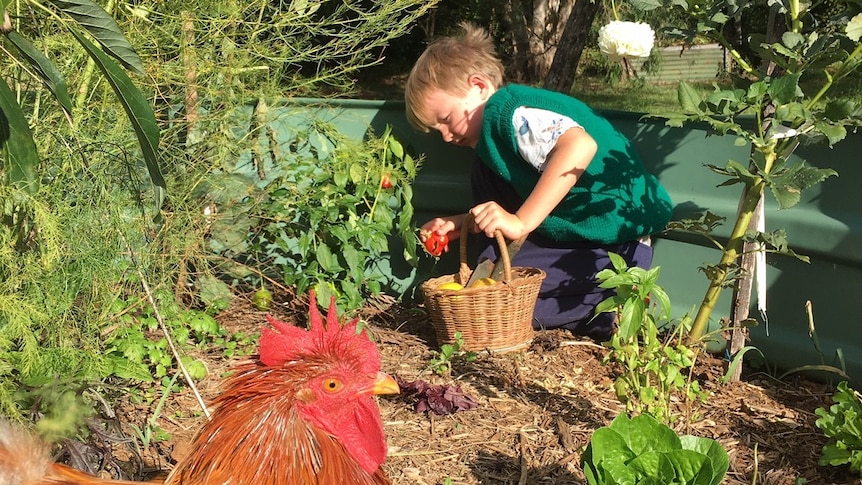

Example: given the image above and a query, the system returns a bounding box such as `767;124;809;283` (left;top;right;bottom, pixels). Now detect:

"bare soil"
100;290;860;485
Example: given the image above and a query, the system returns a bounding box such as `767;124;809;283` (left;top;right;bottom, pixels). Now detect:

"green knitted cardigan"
476;84;673;244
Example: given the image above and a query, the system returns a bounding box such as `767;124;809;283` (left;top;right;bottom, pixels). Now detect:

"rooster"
0;292;400;485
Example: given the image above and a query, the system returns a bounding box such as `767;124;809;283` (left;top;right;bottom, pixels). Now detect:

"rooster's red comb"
258;291;380;370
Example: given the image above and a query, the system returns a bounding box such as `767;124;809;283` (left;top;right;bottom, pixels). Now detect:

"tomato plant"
423;232;449;257
210;124;423;311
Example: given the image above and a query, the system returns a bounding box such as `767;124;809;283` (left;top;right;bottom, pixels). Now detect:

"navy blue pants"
471;159;653;342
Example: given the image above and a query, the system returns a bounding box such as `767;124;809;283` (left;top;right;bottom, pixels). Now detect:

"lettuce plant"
582;413;729;485
815;381;862;475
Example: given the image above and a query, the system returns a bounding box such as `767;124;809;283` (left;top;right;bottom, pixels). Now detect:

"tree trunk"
502;0;574;84
502;1;531;83
543;0;602;93
727;195;761;382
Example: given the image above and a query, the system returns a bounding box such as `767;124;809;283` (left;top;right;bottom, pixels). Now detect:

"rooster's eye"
321;378;343;393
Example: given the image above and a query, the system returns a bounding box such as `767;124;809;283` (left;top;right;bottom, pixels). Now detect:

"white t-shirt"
512;107;581;172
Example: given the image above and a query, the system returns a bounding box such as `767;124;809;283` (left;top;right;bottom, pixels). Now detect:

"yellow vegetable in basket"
470;277;496;288
436;282;464;291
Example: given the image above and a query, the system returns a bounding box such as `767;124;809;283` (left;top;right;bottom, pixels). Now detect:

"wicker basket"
420;220;546;353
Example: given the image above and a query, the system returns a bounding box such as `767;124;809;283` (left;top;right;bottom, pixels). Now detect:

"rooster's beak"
367;372;400;395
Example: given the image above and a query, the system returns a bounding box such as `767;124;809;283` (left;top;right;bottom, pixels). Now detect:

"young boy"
406;23;673;341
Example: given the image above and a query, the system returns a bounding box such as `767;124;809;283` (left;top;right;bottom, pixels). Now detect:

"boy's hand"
470;202;527;241
420;217;462;256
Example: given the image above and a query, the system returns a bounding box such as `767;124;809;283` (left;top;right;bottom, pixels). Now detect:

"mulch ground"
100;290;860;485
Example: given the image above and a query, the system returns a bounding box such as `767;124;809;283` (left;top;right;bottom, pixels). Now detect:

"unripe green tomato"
253;287;273;311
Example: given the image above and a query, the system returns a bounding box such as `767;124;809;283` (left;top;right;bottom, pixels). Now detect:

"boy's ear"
468;74;492;98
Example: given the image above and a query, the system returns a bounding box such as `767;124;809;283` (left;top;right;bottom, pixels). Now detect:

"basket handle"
458;213;513;284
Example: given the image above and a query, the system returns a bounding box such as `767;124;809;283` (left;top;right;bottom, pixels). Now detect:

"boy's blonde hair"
405;23;505;132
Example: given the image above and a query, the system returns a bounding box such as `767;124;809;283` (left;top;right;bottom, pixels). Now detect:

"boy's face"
422;76;491;148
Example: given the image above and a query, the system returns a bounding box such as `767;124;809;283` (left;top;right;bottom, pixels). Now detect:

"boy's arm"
517;127;596;231
472;127;596;239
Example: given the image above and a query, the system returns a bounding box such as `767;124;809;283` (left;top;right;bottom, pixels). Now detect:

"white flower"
598;21;655;62
847;13;862;42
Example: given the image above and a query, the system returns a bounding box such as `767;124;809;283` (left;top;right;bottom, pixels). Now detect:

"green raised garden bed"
237;97;861;384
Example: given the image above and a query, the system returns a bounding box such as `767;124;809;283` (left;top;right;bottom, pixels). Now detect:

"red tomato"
423;232;449;257
381;173;393;189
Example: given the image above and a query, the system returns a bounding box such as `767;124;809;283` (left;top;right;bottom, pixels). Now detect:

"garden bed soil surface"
109;291;859;485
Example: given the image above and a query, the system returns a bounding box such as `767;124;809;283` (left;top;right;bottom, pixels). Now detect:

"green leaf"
315;243;342;273
747;229;810;263
706;119;743;135
813;121;847;146
680;435;730;485
629;450;675;480
630;0;662;10
768;163;837;209
723;159;760;187
652;286;672;321
333;166;348;188
608;251;627;272
349;162;365;185
343;244;363;283
653;112;694;127
47;0;145;75
105;355;153;382
585;426;639;484
623;414;682;454
5;31;73;117
619;298;645;341
824;99;856;121
773;102;807;124
705;88;743;115
0;78;39;195
678;82;703;114
819;445;852;466
388;136;404;160
722;346;766;383
69;28;165;213
781;31;805;49
180;357;208;380
767;73;801;105
746;80;768;101
196;274;233;311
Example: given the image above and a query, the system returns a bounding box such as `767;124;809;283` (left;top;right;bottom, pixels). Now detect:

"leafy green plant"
0;0;436;429
1;0;165;217
208;122;421;311
646;0;862;340
103;299;252;383
428;332;478;376
582;413;729;485
815;381;862;475
131;372;178;450
595;253;708;424
0;0;172;426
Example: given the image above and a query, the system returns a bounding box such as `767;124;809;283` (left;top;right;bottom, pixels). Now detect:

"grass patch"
570;77;728;114
571;69;862;114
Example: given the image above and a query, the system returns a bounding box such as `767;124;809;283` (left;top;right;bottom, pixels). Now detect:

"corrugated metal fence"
635;43;728;83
